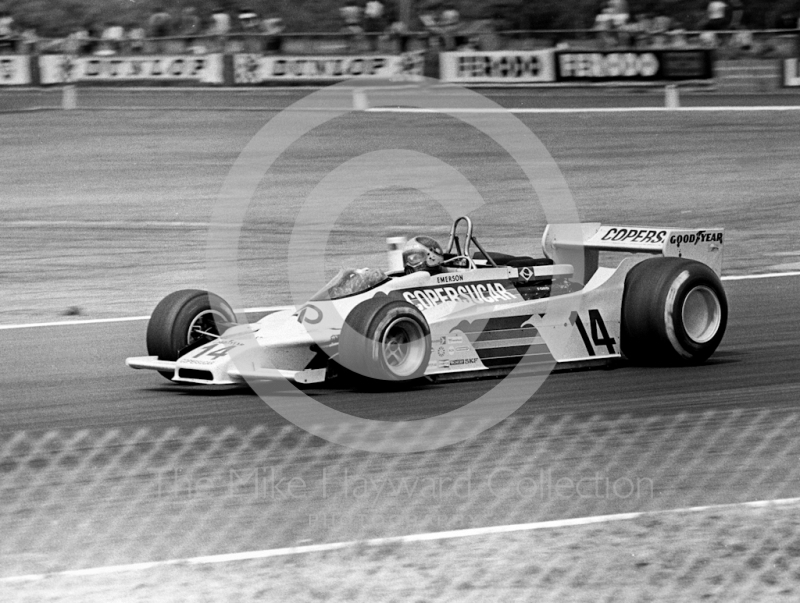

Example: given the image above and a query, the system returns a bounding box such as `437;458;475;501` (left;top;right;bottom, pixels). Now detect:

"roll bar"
445;216;498;268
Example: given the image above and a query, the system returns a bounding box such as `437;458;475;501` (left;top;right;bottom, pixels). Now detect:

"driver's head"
403;236;444;273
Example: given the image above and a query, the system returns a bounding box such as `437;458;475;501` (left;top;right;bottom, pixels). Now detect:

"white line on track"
0;316;152;330
2;496;799;583
715;66;778;71
10;106;800;114
0;220;213;229
0;272;797;331
722;270;800;281
59;105;800;114
40;106;352;113
368;106;800;113
0;306;294;330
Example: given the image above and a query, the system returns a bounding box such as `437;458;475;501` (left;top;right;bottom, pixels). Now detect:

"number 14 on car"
191;342;237;360
571;310;617;356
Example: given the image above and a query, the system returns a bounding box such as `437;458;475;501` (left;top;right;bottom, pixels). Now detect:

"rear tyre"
146;289;236;380
621;258;727;365
338;297;431;384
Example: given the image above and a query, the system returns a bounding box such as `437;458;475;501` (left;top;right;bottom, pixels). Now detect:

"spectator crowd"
60;6;288;56
590;0;785;50
0;1;797;56
0;1;471;56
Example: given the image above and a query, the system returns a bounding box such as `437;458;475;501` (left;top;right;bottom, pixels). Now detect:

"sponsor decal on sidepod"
402;282;519;311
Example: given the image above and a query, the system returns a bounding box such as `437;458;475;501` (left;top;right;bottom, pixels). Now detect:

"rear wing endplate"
542;223;724;283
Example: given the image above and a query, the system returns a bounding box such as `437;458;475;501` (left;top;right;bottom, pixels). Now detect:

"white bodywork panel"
128;222;723;385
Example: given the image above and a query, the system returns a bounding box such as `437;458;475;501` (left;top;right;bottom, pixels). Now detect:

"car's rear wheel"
621;258;727;365
338;297;431;384
146;289;236;380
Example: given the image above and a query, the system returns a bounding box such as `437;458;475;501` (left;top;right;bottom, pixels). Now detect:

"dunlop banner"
39;54;224;84
234;52;424;83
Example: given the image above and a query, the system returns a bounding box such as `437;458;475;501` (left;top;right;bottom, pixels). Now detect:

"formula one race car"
126;216;727;385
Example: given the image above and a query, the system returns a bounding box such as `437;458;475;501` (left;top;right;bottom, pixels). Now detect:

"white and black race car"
126;216;727;385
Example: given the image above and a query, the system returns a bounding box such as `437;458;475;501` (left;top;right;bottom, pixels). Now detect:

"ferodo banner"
39;54;224;84
0;55;30;85
439;50;555;83
234;52;424;83
556;49;713;82
783;58;800;87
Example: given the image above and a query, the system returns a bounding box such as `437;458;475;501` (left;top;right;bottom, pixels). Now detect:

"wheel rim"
187;310;229;345
381;318;426;378
682;286;722;344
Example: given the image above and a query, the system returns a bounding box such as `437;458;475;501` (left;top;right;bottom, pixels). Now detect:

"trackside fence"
2;409;800;596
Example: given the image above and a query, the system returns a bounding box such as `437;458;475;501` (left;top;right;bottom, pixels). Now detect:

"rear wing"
542;223;724;283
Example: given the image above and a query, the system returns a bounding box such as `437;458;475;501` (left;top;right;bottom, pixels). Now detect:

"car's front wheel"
146;289;236;380
338;297;431;384
621;258;727;365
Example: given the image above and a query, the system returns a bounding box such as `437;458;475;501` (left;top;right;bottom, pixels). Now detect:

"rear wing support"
542;223;724;284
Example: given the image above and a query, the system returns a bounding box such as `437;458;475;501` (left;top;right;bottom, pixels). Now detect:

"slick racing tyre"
146;289;236;380
621;258;727;365
338;297;431;384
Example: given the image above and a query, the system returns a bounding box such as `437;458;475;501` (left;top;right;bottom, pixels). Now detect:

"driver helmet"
403;236;444;273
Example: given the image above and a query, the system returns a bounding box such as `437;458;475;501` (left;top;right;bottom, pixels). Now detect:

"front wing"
124;356;327;385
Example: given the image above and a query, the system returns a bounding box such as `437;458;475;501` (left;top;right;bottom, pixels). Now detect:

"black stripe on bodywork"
452;315;553;367
454;315;537;338
468;326;539;343
476;344;551;359
480;352;554;369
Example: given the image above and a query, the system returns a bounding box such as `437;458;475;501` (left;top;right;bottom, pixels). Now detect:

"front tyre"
146;289;236;380
338;297;431;383
621;258;727;365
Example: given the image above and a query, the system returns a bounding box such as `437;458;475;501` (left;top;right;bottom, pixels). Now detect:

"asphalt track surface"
2;275;797;438
2;272;800;572
2;89;800;570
